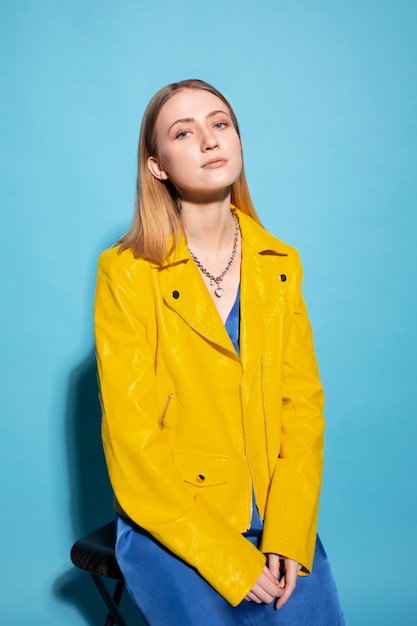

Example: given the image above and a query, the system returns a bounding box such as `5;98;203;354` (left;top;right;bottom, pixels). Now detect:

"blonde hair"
119;79;261;263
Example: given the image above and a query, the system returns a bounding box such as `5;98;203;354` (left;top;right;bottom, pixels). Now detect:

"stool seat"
71;521;123;580
71;521;129;626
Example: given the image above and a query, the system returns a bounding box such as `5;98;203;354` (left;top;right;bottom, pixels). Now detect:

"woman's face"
148;89;243;202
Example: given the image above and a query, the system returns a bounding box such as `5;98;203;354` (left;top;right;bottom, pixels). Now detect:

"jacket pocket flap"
174;450;229;487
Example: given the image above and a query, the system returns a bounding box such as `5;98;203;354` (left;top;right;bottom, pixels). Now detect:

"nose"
201;128;218;151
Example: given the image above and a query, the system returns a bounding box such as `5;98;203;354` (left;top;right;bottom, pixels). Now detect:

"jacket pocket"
173;450;230;487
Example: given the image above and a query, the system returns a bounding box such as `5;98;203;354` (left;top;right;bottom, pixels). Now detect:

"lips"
202;158;227;168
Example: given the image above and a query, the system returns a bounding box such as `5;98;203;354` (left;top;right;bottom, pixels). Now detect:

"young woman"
94;79;345;625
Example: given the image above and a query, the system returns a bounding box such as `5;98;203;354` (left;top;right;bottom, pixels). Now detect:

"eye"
175;130;190;139
214;121;228;129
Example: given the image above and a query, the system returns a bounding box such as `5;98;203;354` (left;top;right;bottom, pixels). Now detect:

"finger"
259;567;282;597
267;553;280;579
262;564;279;584
249;585;278;604
251;584;277;604
275;582;296;609
245;591;262;604
275;568;298;609
251;576;281;604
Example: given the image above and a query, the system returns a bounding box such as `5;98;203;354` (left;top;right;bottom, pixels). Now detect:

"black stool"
70;521;128;626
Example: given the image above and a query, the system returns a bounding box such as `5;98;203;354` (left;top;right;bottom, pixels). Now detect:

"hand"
244;565;282;604
267;553;302;609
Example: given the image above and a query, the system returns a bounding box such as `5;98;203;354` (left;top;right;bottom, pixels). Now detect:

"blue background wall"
1;1;416;624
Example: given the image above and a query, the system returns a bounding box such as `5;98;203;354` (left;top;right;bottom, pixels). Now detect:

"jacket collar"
234;208;288;257
154;207;288;268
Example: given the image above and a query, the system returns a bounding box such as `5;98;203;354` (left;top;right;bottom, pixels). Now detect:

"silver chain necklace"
188;213;240;298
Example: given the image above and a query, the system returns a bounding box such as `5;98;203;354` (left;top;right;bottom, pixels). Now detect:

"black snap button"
172;290;180;299
197;474;205;483
279;274;287;282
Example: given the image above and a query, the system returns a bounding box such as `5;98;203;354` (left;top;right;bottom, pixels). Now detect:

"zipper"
261;358;272;479
159;393;173;429
239;375;253;531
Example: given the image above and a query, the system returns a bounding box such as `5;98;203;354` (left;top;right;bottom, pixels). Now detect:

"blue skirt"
116;514;345;626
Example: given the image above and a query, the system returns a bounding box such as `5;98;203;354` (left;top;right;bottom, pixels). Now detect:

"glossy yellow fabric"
94;209;325;607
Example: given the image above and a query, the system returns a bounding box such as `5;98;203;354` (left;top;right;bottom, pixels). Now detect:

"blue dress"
115;286;345;625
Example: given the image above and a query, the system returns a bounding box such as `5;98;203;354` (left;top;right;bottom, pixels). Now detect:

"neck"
181;197;234;253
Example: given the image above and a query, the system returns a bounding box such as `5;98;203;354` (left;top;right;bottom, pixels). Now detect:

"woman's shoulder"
97;245;156;286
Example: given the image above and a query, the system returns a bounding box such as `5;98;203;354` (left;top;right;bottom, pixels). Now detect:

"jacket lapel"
238;212;289;377
157;240;237;356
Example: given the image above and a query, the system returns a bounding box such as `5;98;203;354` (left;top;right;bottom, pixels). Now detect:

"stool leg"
104;580;125;626
90;574;127;626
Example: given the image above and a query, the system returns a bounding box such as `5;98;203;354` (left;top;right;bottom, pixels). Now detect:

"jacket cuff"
150;495;266;606
260;455;321;574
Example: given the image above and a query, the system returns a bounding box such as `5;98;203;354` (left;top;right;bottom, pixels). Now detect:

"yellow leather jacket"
94;208;325;606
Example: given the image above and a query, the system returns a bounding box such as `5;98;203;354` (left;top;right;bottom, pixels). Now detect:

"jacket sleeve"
94;247;265;606
260;250;325;574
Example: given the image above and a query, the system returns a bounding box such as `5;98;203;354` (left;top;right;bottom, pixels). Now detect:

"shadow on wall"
54;350;126;625
65;349;113;538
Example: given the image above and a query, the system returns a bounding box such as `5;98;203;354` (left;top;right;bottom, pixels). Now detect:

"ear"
147;156;169;180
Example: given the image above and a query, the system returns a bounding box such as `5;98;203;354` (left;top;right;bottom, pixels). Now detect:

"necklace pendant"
209;279;215;286
215;287;224;297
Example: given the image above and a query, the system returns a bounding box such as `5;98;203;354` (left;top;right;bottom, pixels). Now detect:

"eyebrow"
167;109;231;133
